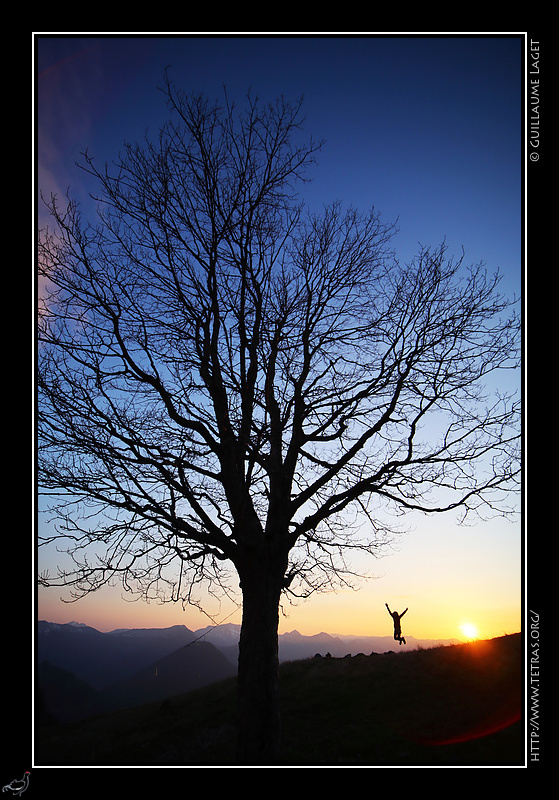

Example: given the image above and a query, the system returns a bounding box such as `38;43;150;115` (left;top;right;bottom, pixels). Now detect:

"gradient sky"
35;33;524;643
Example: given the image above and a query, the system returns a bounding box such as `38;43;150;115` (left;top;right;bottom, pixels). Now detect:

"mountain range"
36;620;458;724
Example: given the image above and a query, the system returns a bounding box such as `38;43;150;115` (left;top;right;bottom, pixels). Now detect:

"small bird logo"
2;772;30;797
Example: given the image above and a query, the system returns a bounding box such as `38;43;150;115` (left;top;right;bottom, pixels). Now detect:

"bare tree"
37;79;520;763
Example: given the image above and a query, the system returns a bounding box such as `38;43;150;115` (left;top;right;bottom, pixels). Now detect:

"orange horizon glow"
37;580;521;643
37;502;521;641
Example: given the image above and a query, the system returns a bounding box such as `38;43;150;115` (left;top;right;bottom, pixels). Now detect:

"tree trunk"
235;551;285;765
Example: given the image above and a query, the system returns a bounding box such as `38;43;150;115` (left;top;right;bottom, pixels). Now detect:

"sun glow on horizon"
459;622;479;641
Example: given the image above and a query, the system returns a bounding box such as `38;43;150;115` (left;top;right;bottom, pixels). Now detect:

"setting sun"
459;623;479;641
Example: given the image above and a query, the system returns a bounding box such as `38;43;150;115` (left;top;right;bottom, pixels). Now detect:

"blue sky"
37;35;522;281
35;34;524;640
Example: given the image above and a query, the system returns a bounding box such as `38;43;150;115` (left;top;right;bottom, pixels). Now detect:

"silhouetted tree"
38;77;520;764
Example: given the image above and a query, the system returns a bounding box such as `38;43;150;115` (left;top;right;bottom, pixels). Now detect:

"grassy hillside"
35;633;524;767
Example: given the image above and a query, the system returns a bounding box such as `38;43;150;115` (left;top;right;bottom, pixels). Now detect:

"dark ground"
35;633;524;768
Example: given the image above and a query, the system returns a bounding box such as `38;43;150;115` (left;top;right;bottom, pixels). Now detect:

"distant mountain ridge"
186;621;459;659
37;621;235;723
36;620;459;724
37;620;198;691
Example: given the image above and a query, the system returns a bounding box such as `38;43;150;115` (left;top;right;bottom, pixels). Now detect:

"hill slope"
105;640;236;708
35;633;524;767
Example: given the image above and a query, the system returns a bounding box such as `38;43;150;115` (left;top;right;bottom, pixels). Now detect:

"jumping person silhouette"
385;603;407;645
